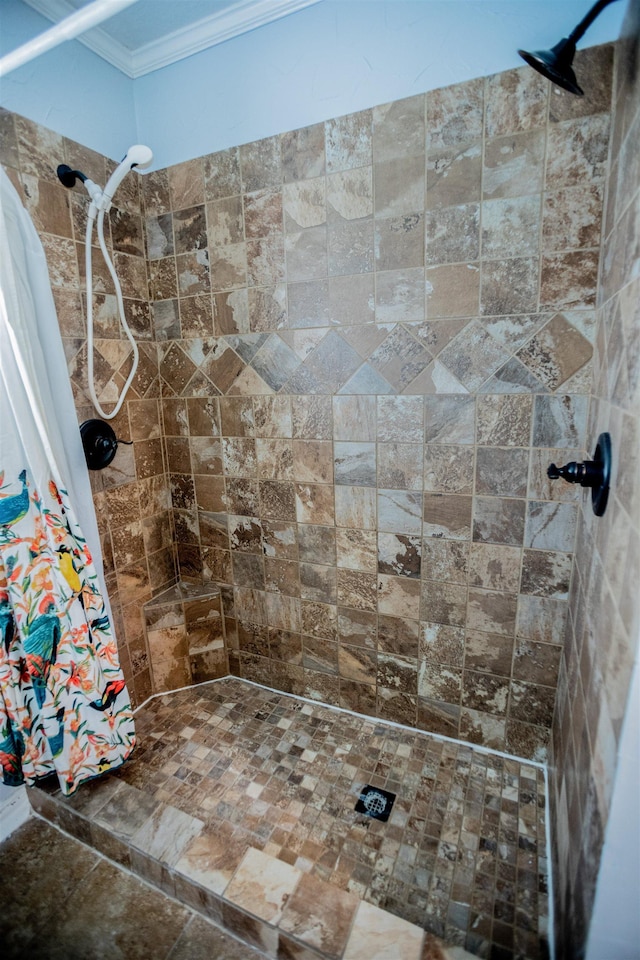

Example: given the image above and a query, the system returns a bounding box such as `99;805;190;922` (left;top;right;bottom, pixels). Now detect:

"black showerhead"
518;38;583;96
518;0;621;96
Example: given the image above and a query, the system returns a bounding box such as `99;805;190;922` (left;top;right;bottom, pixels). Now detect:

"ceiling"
21;0;324;77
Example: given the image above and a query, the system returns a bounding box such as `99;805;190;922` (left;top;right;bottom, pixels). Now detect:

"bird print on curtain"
0;468;135;795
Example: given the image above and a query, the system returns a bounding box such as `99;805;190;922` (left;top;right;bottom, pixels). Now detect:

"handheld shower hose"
59;145;153;420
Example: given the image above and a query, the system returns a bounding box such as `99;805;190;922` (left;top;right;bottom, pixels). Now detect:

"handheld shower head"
103;144;153;207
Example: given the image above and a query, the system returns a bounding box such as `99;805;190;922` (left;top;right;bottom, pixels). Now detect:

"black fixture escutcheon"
547;431;611;516
80;419;132;470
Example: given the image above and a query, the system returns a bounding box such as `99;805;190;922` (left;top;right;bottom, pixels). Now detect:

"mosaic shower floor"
31;678;550;960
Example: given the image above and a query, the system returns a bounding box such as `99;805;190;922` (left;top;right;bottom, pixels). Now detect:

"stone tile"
325;109;372;172
131;804;204;866
540;250;599;310
532;395;588;448
464;630;514;678
469;543;522;593
476;395;533;446
377;395;423;443
174;827;247;897
295;482;334;525
548;44;614;123
421;580;467;627
480;257;539;316
292;395;332;439
521;549;573;599
426;143;482;210
542;184;604;252
467;588;518;637
343;899;423;959
333;395;376;441
485;66;548;138
426;202;480;266
169;914;266;960
20;850;190;960
424;395;475;443
513;639;562;687
481;195;540;260
378;532;421;579
545;115;610;189
423;493;472;540
525;501;578;553
282;123;325;182
376;268;425;324
368;325;431;391
421;539;469;583
280;871;358;956
462;670;509;716
0;819;98;954
516;595;568;645
483;129;546;199
426;262;480;318
375;213;424;271
335;486;377;529
334;442;377;487
336;528;378;572
378;574;421;619
475;447;529;498
424;444;474;494
337;569;378;612
419;622;465;667
427;78;484;151
336;607;378;655
378;489;423;534
379;442;424;490
510;680;556;728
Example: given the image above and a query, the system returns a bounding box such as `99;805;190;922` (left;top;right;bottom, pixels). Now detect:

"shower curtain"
0;167;135;796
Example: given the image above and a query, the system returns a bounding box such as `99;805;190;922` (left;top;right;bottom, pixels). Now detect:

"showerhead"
518;0;620;96
103;144;154;206
518;37;583;96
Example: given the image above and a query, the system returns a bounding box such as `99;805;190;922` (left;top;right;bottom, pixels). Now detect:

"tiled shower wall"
0;111;175;708
0;46;615;764
144;47;614;761
551;10;640;958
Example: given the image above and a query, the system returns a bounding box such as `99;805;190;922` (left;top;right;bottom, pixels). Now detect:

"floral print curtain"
0;167;134;796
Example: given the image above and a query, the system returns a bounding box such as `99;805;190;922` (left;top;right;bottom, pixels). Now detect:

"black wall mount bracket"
547;432;612;516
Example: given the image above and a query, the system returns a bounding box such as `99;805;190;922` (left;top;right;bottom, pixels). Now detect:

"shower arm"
566;0;619;45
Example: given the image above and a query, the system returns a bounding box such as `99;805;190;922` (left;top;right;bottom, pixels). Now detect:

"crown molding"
21;0;324;78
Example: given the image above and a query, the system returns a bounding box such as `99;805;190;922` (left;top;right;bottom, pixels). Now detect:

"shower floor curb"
28;780;475;960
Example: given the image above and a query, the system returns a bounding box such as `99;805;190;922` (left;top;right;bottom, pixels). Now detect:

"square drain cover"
355;785;396;822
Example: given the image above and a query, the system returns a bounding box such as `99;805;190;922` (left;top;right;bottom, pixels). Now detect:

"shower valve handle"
547;459;601;487
547;432;612;517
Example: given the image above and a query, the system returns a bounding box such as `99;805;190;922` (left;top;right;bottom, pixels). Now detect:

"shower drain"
355;785;396;822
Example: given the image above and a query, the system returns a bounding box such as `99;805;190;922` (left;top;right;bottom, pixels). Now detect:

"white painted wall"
134;0;626;167
585;652;640;960
0;0;137;161
0;0;627;169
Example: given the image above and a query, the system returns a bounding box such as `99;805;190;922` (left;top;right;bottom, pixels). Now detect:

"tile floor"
23;678;550;959
0;818;268;960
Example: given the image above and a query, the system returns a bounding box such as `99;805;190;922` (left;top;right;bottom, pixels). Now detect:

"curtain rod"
0;0;139;78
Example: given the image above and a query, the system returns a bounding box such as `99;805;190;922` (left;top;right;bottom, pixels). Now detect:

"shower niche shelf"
143;581;228;694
